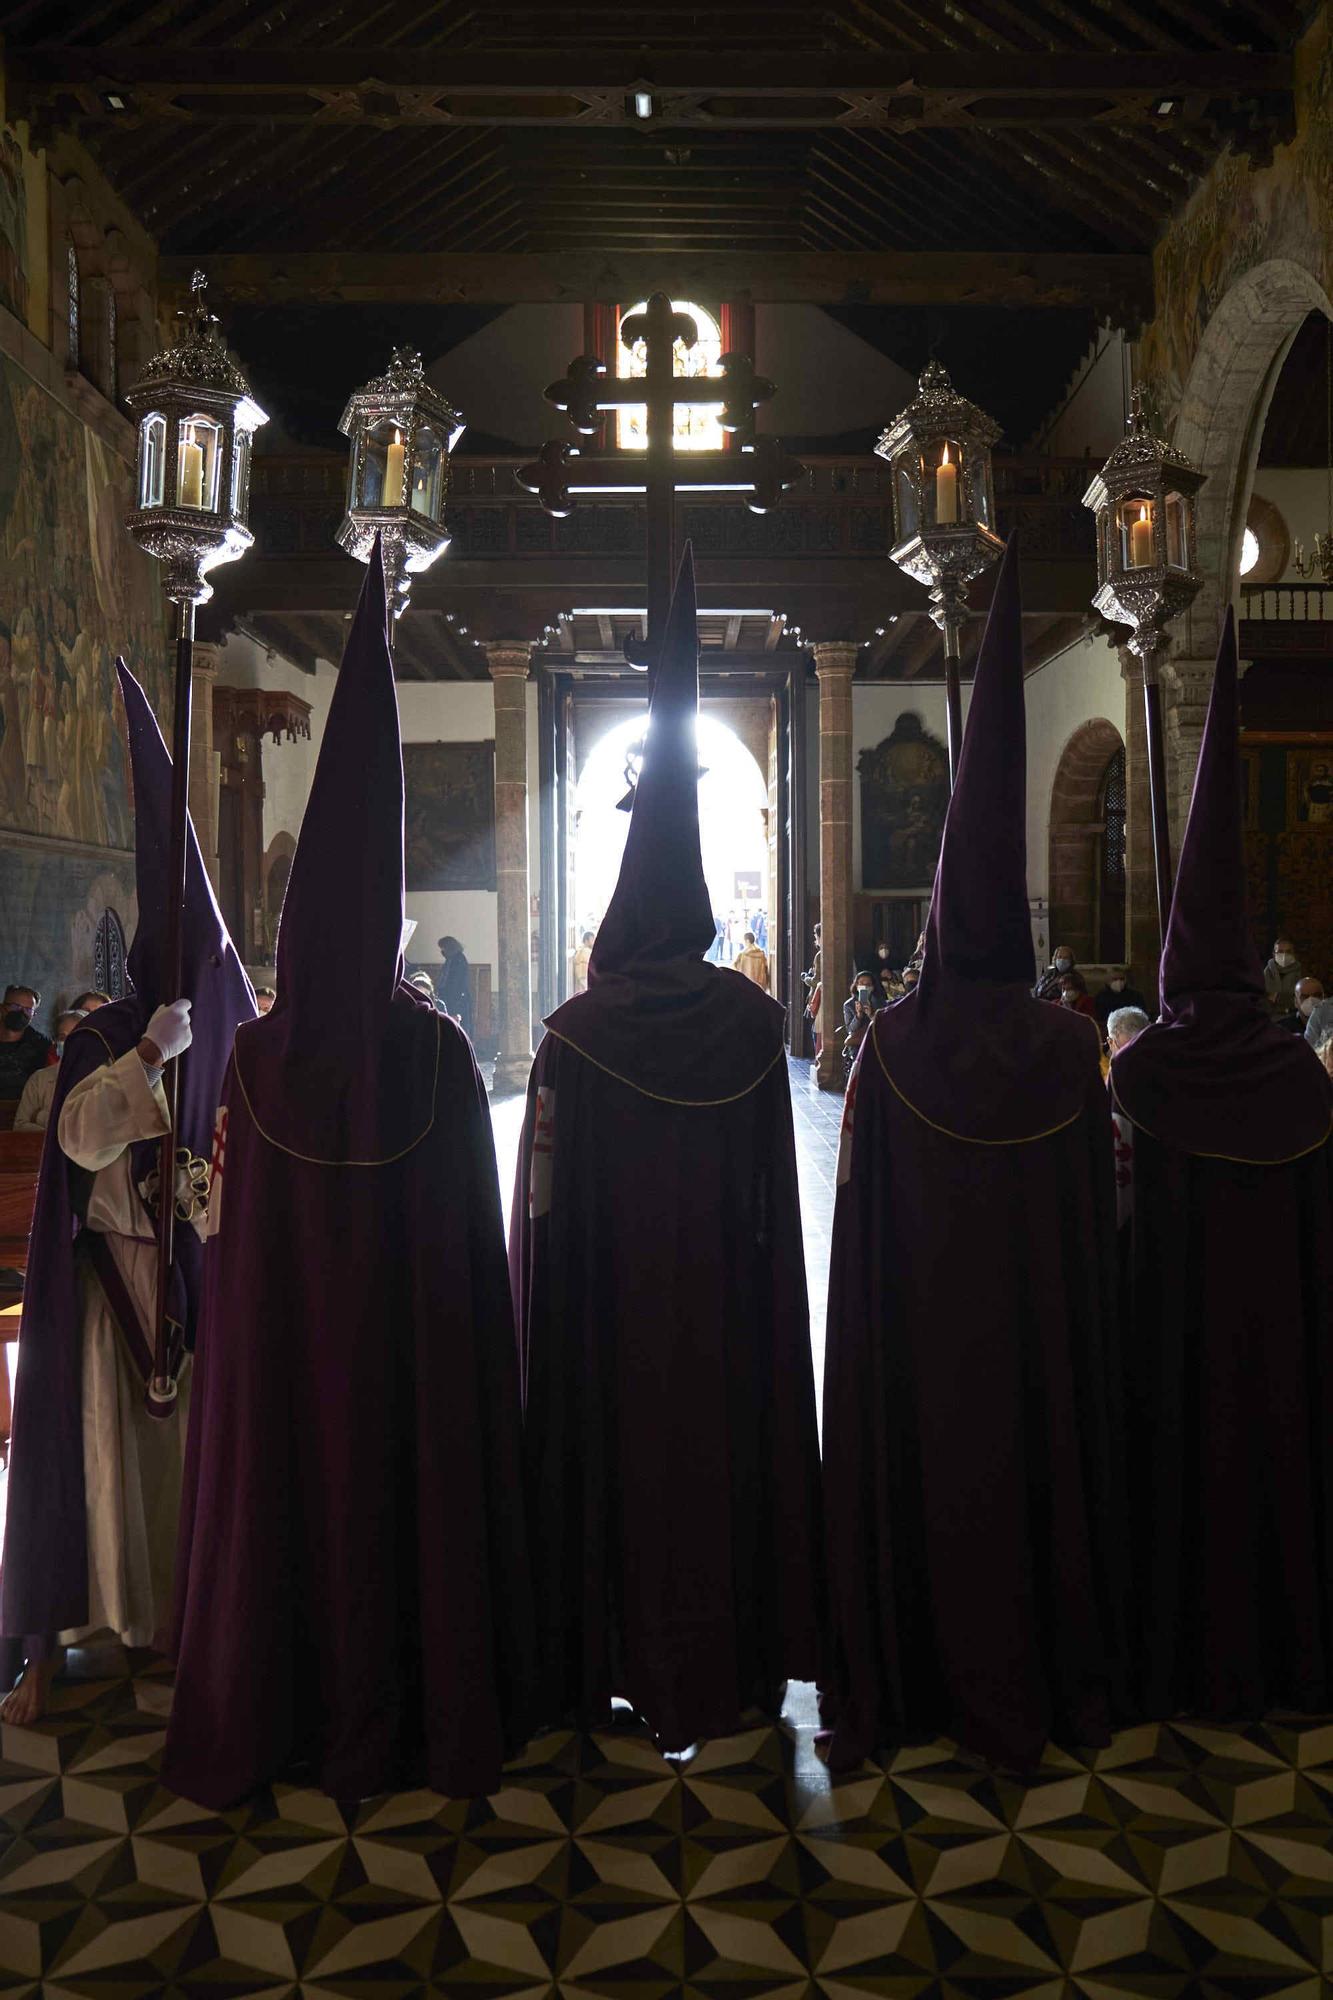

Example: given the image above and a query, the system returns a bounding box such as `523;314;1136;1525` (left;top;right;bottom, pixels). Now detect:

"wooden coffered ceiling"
7;3;1298;275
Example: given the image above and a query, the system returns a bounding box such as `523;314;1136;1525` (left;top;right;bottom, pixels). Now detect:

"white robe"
56;1049;195;1651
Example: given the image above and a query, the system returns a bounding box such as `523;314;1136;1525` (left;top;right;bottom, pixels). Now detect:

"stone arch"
1048;717;1126;969
1174;258;1333;642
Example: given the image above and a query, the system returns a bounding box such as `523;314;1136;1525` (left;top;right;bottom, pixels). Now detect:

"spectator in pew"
1107;1004;1151;1056
70;991;110;1014
1095;967;1148;1035
1264;936;1303;1021
1291;976;1325;1033
14;1012;86;1131
253;986;276;1016
1059;970;1099;1023
1305;993;1333;1054
0;987;51;1098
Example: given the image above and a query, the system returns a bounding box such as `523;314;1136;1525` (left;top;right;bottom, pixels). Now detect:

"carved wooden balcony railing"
1238;584;1333;656
248;452;1097;568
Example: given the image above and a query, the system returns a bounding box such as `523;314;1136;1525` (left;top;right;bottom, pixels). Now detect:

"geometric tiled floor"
6;1063;1333;1994
4;1649;1333;1996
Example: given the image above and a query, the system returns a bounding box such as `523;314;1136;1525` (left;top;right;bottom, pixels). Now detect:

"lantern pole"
124;269;267;1417
1083;389;1206;947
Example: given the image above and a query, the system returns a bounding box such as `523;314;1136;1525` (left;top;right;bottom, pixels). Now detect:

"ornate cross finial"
178;268;219;342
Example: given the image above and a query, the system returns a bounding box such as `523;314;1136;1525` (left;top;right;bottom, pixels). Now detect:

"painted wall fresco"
0;353;168;849
1140;9;1333;413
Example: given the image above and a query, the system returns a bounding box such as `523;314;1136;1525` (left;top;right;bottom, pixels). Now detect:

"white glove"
143;998;193;1065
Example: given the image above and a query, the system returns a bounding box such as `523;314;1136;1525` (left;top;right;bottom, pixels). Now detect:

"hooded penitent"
1113;607;1331;1163
164;542;536;1808
821;535;1125;1772
1;662;255;1652
511;543;824;1749
1111;609;1333;1721
543;541;785;1100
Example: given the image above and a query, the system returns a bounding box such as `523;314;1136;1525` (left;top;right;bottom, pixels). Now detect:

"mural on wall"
1242;734;1333;989
403;741;496;891
0;126;28;325
1140;12;1333;412
859;712;950;891
0;353;167;848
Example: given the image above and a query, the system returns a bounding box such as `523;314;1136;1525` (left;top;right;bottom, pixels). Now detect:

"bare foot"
0;1657;58;1725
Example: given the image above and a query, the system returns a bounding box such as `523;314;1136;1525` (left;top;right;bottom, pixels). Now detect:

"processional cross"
518;294;804;684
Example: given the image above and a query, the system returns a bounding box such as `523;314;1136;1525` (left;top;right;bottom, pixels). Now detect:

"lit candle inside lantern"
179;426;204;509
1130;502;1154;566
935;440;958;524
383;428;406;507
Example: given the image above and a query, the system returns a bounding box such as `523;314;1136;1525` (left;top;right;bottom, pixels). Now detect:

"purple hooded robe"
164;544;537;1808
1112;610;1333;1719
821;537;1125;1772
510;544;824;1750
1;662;256;1670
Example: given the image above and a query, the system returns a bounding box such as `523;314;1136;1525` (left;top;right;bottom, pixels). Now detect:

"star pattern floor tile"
2;1658;1333;1997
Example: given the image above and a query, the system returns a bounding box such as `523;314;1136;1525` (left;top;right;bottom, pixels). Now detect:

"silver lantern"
877;359;1003;786
337;347;465;617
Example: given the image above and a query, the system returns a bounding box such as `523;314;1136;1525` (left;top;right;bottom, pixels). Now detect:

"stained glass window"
615;299;723;451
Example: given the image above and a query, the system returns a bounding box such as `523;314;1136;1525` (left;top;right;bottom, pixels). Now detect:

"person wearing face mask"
1263;936;1303;1020
1094;967;1148;1036
1034;946;1077;1002
13;1011;86;1131
0;985;51;1098
1289;976;1326;1034
842;972;881;1078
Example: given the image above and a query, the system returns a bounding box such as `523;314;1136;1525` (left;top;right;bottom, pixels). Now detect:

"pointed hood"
544;542;785;1102
1113;610;1331;1161
232;539;441;1162
588;542;715;980
117;658;257;1159
873;535;1102;1143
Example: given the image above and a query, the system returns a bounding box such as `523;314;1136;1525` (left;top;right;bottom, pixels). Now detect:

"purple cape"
821;536;1124;1770
165;545;536;1805
1113;610;1333;1715
511;544;823;1744
1;662;254;1655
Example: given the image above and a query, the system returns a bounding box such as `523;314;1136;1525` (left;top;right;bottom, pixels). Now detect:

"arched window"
615;298;723;451
1096;745;1127;964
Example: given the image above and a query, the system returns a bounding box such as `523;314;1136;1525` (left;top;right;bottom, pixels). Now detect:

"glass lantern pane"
410;424;444;520
1119;495;1156;569
178;416;221;511
1164;490;1188;568
232;430;252;517
974;467;993;529
930;437;962;526
894;462;920;542
139;413;166;508
358;419;408;508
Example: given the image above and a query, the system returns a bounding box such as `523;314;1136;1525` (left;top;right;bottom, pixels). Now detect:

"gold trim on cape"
871;1023;1084;1147
232;1013;443;1165
1109;1078;1333;1167
542;1026;786;1106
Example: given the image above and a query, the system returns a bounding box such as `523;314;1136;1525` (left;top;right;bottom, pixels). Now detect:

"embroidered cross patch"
206;1105;228;1239
529;1085;555;1219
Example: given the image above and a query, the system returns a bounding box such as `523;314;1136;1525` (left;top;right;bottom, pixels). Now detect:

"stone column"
811;642;857;1091
1162;651;1216;855
189;642;221;894
487;642;535;1093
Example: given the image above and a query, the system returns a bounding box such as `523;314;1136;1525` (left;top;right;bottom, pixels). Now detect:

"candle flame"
1139;503;1149;522
393;428;402;445
941;441;951;466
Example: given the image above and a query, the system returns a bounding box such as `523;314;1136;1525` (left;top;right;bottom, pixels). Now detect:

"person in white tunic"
0;999;195;1723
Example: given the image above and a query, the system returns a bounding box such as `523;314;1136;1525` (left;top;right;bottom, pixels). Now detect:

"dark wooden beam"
161;248;1152;319
13;46;1291;136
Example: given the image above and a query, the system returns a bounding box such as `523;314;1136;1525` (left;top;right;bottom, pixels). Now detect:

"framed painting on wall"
1287;749;1333;828
403;741;496;891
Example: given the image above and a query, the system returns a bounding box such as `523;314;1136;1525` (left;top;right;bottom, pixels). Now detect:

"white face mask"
1055;957;1073;972
1275;952;1295;968
1110;979;1125;993
1300;997;1317;1017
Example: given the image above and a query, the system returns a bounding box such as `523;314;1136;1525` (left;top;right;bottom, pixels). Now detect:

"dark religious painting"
1243;734;1333;995
0;127;28;324
859;713;950;890
403;741;496;891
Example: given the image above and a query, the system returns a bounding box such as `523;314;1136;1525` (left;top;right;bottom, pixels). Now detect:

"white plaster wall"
1028;327;1128;459
1248;470;1331;579
427;305;584;443
1021;631;1126;906
755;305;915;439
